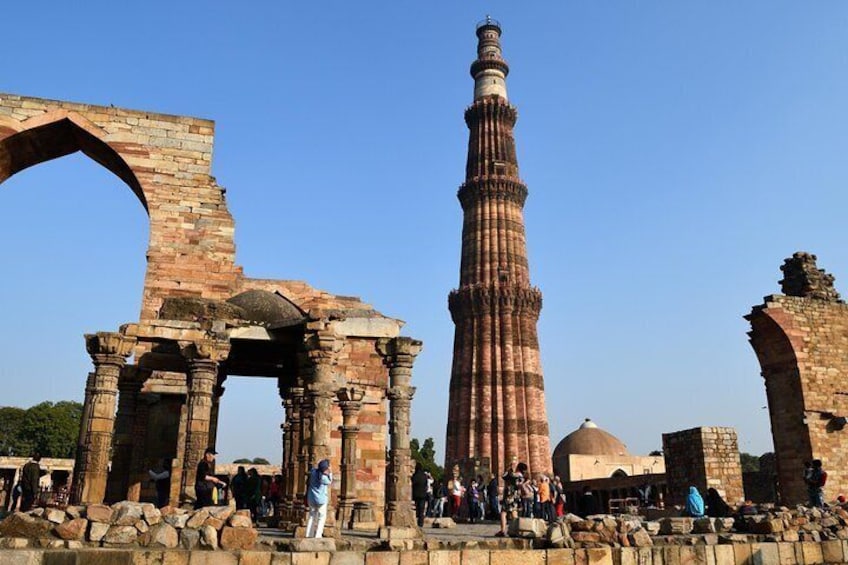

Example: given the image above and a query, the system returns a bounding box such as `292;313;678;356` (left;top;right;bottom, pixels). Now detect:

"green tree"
411;437;444;481
252;457;270;465
740;452;760;473
17;401;83;458
233;458;251;464
0;407;25;455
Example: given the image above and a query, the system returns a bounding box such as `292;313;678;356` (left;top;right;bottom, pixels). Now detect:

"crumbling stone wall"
662;427;744;507
748;252;848;505
0;93;243;321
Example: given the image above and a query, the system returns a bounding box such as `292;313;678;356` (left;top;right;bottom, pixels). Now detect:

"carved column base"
384;500;418;530
350;501;379;531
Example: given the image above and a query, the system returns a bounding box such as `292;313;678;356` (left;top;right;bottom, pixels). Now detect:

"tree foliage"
0;401;82;458
233;457;271;465
411;437;444;481
740;452;761;473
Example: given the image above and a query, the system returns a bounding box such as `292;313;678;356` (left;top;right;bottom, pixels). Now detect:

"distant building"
553;419;666;513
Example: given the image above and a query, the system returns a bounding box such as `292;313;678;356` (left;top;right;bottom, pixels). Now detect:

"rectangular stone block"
272;555;294;565
750;544;778;565
240;551;274;565
547;549;575;565
801;541;823;564
0;551;41;565
188;552;238;565
461;550;490;565
732;544;751;565
367;553;401;565
331;552;366;565
774;543;795;565
587;548;613;565
678;546;707;565
430;551;461;565
68;549;133;565
821;540;844;563
712;546;734;565
400;551;429;565
292;553;332;565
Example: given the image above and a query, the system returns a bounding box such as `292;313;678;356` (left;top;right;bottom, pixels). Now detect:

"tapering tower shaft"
446;19;551;476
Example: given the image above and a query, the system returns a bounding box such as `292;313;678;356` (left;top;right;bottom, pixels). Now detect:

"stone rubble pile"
0;502;258;551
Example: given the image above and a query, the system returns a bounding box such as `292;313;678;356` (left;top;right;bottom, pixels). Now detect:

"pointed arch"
0;111;148;211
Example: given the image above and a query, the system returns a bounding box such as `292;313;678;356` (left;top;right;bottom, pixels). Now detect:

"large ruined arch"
0;112;147;211
747;308;811;504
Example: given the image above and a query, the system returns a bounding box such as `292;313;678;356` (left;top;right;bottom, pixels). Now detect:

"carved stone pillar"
208;382;225;452
378;337;422;529
107;365;144;503
336;387;364;528
302;326;342;468
286;385;304;522
126;369;152;503
71;332;136;505
180;341;229;501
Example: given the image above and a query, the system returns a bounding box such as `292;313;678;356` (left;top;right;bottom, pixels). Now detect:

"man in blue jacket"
306;459;333;538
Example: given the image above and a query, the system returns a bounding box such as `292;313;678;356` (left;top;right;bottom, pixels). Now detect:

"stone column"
336;387;364;528
180;340;230;501
107;365;144;503
208;381;226;452
378;337;422;529
302;325;342;468
71;332;136;505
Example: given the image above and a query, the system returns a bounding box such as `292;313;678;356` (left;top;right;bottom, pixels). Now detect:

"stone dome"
225;290;306;328
552;418;629;458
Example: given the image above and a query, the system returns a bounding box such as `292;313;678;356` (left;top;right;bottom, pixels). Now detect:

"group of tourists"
188;448;285;522
681;486;732;518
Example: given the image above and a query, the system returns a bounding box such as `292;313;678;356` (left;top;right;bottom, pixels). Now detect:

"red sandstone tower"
446;18;552;476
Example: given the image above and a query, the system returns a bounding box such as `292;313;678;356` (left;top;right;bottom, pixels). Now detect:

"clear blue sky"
2;2;847;464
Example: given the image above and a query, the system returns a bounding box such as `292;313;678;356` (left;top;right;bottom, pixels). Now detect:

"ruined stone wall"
662;427;744;507
0;93;241;322
748;253;848;505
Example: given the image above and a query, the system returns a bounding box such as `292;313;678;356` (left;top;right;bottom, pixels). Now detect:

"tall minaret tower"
446;18;551;476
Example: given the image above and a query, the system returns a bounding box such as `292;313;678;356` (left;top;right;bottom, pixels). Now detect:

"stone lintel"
329;317;403;339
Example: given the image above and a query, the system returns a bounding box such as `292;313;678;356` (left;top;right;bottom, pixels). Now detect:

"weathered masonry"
446;18;551;477
0;93;422;530
747;252;848;505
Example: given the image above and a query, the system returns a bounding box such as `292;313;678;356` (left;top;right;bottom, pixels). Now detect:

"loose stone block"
54;517;88;540
199;524;219;550
290;539;337;552
89;521;110;542
181;527;200;549
86;504;113;523
219;526;258;550
103;525;139;545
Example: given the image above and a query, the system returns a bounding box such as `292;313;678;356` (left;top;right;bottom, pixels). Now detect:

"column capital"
387;385;416;403
85;332;136;365
377;337;423;368
181;339;230;364
336;387;365;404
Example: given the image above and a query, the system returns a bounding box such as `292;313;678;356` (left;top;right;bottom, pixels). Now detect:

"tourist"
412;462;429;527
20;453;43;512
148;458;172;508
195;448;225;509
705;488;730;518
268;475;284;521
10;481;21;513
449;473;464;520
539;475;553;522
807;459;828;508
683;486;705;518
231;466;248;510
520;475;534;518
425;471;434;517
487;475;500;519
306;459;332;538
246;468;262;520
577;486;598;517
466;478;481;523
476;474;487;519
553;476;566;517
433;481;447;517
495;458;526;537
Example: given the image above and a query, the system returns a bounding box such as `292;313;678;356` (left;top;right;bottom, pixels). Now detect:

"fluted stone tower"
446;18;551;476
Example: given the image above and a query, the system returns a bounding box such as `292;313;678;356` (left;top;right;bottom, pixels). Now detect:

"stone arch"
0;112;147;211
747;307;811;504
611;468;628;478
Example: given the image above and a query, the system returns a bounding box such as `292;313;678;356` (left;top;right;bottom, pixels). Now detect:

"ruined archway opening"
0;153;147;411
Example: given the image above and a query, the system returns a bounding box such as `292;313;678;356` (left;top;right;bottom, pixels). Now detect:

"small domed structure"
552;418;631;481
554;418;629;458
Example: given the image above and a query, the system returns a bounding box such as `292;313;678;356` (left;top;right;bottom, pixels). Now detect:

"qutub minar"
446;18;552;475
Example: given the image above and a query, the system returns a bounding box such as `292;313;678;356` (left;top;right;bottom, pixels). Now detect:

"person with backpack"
306;459;333;538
